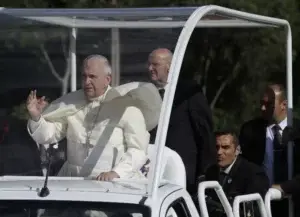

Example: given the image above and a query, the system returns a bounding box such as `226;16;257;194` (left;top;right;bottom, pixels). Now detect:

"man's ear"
106;75;112;85
235;145;241;155
166;62;171;73
281;99;287;109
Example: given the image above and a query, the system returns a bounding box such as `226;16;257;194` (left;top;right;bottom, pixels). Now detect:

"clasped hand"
96;171;120;181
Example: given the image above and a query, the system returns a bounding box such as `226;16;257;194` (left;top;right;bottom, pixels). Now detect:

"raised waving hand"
26;90;48;121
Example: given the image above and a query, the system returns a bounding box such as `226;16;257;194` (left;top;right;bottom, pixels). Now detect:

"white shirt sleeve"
27;116;68;145
28;117;43;134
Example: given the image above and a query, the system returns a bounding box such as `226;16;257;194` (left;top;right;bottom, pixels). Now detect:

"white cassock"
27;82;162;179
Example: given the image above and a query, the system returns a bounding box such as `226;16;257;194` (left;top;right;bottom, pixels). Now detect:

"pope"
26;54;161;181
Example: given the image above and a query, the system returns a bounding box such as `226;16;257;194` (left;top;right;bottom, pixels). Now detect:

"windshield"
0;200;150;217
0;23;181;178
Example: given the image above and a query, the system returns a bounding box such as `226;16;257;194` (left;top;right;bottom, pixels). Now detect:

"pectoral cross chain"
83;102;103;158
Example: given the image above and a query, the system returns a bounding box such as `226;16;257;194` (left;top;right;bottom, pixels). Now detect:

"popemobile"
0;5;291;217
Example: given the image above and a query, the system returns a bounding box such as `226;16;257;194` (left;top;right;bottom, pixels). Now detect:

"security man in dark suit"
147;48;216;195
239;83;300;181
204;130;269;217
239;84;300;217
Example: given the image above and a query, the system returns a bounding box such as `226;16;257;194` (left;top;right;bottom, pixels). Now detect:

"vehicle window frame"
166;198;192;217
159;189;199;217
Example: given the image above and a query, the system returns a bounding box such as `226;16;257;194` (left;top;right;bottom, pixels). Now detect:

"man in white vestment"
26;55;161;181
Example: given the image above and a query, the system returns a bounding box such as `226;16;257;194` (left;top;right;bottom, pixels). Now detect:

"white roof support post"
70;26;77;92
286;24;294;217
111;28;120;86
147;5;210;200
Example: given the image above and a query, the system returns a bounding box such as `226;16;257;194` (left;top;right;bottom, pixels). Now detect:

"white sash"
79;82;162;177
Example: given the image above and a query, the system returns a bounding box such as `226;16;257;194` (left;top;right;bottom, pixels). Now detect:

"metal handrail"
233;193;268;217
198;181;234;217
264;188;283;217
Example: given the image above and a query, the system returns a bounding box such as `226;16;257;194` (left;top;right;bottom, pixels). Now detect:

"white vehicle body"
0;5;293;217
0;177;197;217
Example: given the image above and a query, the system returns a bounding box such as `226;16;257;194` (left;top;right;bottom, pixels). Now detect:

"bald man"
239;84;296;183
239;83;300;217
147;48;172;142
26;54;154;181
147;48;216;195
148;48;172;91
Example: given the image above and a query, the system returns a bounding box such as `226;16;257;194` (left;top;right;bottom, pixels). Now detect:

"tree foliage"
2;0;300;132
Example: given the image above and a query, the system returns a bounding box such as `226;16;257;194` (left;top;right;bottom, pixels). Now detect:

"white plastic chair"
147;144;186;188
146;144;186;217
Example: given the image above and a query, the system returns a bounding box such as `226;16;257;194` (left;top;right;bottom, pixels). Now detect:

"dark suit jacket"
0;117;43;176
204;157;269;217
281;174;300;195
205;157;270;203
239;117;268;166
239;117;300;174
279;121;300;196
151;80;216;194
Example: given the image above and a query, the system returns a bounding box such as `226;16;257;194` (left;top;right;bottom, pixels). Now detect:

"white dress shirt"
222;157;237;174
263;117;287;183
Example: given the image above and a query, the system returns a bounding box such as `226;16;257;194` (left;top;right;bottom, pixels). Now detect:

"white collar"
222;157;238;174
87;85;111;103
157;83;168;90
268;117;287;130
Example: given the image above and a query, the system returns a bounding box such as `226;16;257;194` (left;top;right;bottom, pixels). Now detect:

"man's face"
216;135;238;168
260;87;286;122
82;58;111;100
147;53;169;87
